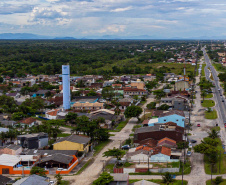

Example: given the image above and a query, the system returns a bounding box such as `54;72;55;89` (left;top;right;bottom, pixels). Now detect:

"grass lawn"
132;124;142;132
93;140;111;156
201;100;215;107
212;126;221;131
205;110;218;119
140;112;153;123
205;93;213;98
129;179;188;185
204;139;226;175
57;133;71;137
213;62;226;72
59;180;70;185
206;179;226;185
109;119;129;132
105;163;114;173
202;64;206;76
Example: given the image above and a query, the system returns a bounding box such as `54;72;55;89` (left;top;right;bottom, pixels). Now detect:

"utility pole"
182;160;184;185
211;163;213;184
219;151;221;173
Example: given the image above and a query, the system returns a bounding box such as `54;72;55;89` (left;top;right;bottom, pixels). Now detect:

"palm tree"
201;90;207;102
162;172;173;185
208;129;219;139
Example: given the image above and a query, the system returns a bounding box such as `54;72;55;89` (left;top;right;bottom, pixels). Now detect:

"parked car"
197;123;201;127
190;140;197;143
187;151;192;156
121;145;130;150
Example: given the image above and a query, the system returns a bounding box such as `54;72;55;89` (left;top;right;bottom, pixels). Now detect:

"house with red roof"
16;117;39;128
45;109;61;120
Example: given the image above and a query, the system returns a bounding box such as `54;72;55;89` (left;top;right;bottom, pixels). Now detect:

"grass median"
205;110;218;119
204;139;226;175
201;100;215;107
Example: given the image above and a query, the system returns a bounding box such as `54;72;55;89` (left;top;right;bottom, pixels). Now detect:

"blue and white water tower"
62;65;71;110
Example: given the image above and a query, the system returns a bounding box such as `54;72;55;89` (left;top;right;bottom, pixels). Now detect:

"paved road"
202;48;226;143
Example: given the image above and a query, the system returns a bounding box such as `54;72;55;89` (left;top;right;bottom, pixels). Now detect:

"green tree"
215;176;223;184
157;104;169;110
103;147;125;160
30;166;47;177
102;86;114;101
92;172;114;185
12;112;26;121
87;90;97;96
208;129;219;139
201;91;207;102
65;112;78;125
0;76;3;83
124;105;142;120
0;95;18;113
153;89;166;100
177;141;189;149
146;102;156;110
162;172;173;185
55;173;62;185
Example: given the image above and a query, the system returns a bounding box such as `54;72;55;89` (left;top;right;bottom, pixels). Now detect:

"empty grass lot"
205;110;218;119
201;100;215;107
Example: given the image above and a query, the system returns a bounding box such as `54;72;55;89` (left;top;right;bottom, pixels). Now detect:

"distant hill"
0;33;225;40
54;37;76;40
0;33;52;39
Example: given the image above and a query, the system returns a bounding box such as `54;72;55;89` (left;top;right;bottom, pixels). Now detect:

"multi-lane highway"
202;48;226;126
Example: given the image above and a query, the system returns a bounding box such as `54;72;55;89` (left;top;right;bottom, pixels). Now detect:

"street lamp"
182;164;192;185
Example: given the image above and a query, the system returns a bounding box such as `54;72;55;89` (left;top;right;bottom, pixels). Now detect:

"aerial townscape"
0;40;226;185
1;1;226;185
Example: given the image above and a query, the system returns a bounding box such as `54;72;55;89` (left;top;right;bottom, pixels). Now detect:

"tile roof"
138;138;158;147
152;110;185;117
161;146;171;156
164;122;177;126
142;120;149;125
46;109;60;116
54;134;91;145
19;117;36;125
158;137;176;144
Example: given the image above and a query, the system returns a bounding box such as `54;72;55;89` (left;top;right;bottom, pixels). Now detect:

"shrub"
215;176;223;184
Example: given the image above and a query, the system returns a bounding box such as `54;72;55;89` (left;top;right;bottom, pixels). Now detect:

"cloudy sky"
1;0;226;38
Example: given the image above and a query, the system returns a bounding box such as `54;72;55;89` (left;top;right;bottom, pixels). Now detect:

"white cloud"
98;24;126;33
110;6;132;12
